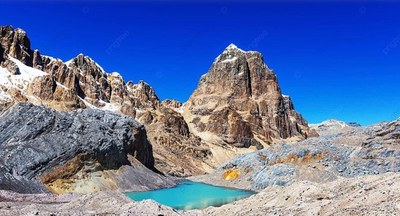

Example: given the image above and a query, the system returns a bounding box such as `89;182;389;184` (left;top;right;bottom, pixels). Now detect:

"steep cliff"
184;44;315;148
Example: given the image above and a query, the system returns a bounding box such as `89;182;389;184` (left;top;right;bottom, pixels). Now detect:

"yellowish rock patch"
223;169;241;181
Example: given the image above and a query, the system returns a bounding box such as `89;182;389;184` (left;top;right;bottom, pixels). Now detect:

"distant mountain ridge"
310;119;361;136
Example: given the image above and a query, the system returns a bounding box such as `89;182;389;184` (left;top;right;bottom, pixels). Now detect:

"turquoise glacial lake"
126;180;255;210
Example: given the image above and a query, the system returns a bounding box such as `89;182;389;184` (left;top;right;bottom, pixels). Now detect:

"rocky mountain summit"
184;44;315;150
0;26;313;177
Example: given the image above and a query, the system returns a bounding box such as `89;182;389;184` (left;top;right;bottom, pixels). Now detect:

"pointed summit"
226;43;238;49
185;44;313;148
0;26;34;66
66;53;106;74
214;43;247;63
224;43;244;52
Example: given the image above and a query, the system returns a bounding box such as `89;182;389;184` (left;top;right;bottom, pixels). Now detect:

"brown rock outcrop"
141;106;213;176
29;75;56;100
184;44;314;147
161;99;183;109
0;26;34;67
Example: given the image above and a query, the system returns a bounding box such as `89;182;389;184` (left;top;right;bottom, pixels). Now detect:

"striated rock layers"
0;103;175;194
184;44;315;148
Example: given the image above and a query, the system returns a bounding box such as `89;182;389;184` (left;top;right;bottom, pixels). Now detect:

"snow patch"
9;56;46;80
64;58;74;66
0;56;46;91
221;56;238;63
56;82;69;90
78;97;96;109
213;43;246;63
15;28;26;34
109;72;123;85
174;103;185;114
42;55;62;63
110;72;121;77
95;62;106;74
78;97;121;113
99;100;120;112
225;43;244;52
289;116;297;123
313;119;349;129
0;90;12;102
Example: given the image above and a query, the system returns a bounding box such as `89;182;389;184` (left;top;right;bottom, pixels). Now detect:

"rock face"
184;44;314;148
0;103;175;194
0;26;34;68
141;106;213;176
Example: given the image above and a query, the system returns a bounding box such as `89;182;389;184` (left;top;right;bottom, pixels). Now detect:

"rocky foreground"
1;172;399;215
203;172;400;216
195;119;400;192
1;119;399;215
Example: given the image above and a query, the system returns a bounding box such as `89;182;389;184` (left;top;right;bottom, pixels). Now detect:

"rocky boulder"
0;103;175;194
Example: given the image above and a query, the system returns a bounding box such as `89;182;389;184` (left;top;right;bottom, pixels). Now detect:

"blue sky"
1;1;399;125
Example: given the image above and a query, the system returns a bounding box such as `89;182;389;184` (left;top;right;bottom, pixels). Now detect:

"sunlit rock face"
184;44;315;148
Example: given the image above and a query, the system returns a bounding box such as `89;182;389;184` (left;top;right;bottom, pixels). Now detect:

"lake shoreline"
1;173;399;215
126;180;255;210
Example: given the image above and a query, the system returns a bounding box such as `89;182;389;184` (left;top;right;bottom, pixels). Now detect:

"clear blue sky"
1;1;400;125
